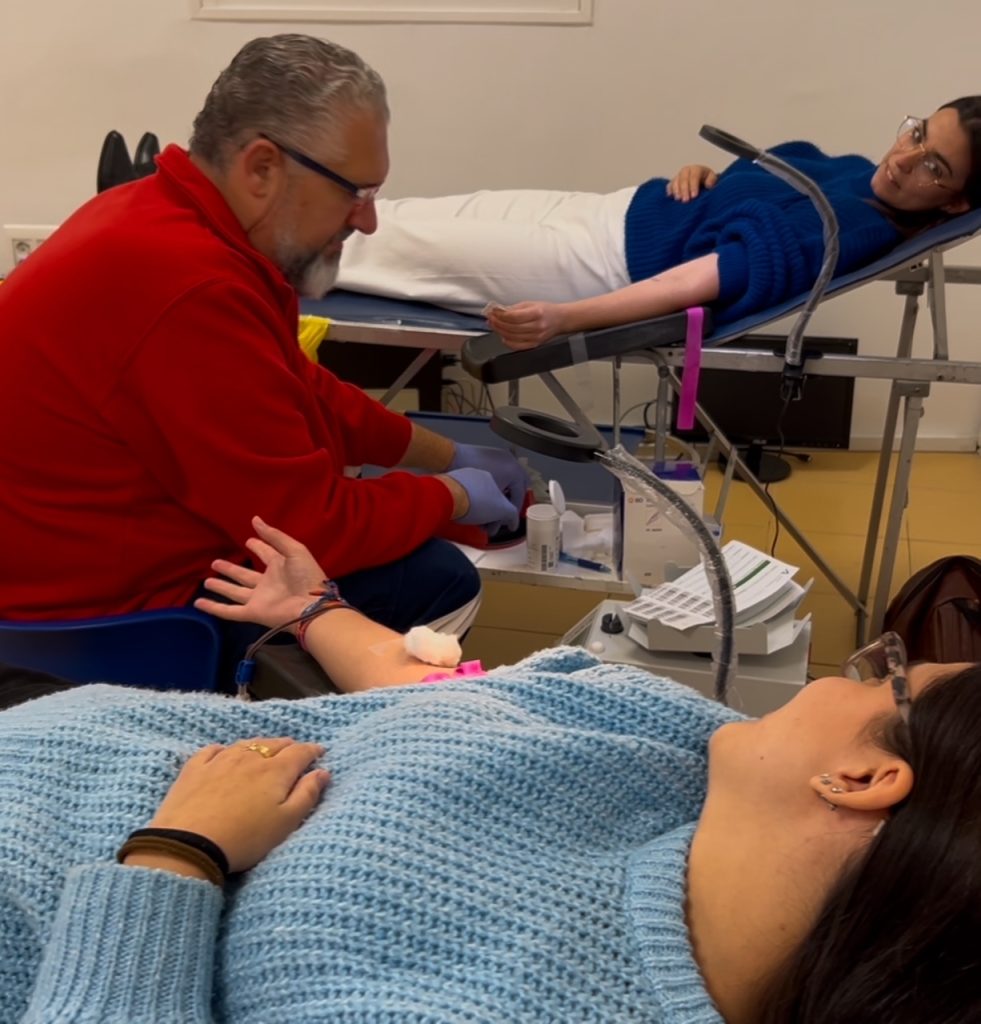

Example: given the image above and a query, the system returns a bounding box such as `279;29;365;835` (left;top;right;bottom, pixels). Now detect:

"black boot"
96;130;135;193
133;131;160;179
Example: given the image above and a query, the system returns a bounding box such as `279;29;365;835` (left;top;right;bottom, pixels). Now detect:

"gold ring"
244;742;274;758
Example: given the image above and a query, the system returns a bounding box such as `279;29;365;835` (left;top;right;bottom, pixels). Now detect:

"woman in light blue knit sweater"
1;518;979;1024
337;98;981;346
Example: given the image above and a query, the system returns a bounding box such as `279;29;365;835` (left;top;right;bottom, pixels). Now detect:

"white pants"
337;187;637;314
426;591;482;636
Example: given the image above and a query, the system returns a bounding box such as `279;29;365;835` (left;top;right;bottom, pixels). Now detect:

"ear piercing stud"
820;773;844;794
819;773;842;810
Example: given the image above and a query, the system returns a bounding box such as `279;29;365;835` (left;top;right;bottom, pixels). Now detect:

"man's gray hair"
190;34;388;168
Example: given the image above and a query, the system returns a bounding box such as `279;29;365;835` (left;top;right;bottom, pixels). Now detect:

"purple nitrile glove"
449;443;529;518
446;468;520;535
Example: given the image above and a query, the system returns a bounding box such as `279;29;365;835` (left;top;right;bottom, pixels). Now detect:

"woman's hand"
132;737;330;874
665;164;719;202
194;516;326;628
486;301;570;348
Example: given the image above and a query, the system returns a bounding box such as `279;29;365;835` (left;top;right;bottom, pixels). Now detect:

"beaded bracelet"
117;827;230;887
234;579;351;699
295;580;351;652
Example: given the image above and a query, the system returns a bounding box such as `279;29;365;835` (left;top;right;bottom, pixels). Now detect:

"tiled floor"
463;451;981;681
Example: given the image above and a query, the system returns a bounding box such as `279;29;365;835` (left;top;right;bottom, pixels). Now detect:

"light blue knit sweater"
0;648;743;1023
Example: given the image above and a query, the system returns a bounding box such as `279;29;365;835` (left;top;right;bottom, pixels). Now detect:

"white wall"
2;0;980;446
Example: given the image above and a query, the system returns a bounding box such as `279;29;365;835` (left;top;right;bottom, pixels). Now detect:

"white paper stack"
621;540;812;656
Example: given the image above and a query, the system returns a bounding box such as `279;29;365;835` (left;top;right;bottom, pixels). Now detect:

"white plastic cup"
526;503;560;571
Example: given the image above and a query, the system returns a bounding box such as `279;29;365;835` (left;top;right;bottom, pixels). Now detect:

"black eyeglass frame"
257;132;381;203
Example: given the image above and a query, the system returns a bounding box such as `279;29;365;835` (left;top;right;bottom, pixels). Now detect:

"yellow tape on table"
298;314;331;362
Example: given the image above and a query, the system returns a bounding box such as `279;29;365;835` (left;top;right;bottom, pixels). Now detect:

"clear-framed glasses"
257;133;381;204
895;116;955;192
841;631;911;723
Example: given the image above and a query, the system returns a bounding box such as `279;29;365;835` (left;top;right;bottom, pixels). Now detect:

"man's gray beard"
280;249;341;299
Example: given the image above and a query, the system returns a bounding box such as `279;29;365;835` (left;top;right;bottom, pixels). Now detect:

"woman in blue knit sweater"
1;518;980;1023
337;98;981;346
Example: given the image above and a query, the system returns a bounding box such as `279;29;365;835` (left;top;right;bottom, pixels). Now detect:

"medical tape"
567;332;594;414
367;630;463;668
676;307;704;431
367;637;405;658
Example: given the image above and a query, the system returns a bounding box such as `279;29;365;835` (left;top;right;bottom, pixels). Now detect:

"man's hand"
665;164;719;202
439;467;519;535
449;443;528;518
194;516;327;628
486;301;570;348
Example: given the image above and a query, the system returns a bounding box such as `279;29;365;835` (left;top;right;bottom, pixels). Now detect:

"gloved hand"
445;468;520;535
449;443;529;517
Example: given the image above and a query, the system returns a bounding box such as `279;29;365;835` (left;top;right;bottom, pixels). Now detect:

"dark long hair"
942;96;981;209
757;663;981;1024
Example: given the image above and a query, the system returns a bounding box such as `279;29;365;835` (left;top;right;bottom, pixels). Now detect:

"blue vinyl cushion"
303;291;486;332
0;608;221;691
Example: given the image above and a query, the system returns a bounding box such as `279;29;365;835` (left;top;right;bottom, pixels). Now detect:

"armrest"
461;309;712;383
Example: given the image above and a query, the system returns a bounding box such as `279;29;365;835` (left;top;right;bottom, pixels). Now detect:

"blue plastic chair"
0;608;222;692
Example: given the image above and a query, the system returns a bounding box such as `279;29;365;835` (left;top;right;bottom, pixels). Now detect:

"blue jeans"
334;538;480;633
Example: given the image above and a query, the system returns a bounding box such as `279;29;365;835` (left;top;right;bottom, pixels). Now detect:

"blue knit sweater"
624;142;902;324
0;648;744;1023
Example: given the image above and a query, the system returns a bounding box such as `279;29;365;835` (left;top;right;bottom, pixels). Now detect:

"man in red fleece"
0;35;527;654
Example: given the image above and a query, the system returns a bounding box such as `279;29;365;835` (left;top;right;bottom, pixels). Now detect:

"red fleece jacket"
0;146;453;618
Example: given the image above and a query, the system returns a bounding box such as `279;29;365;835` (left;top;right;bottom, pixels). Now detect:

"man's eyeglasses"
258;133;381;204
841;631;911;723
895;116;956;192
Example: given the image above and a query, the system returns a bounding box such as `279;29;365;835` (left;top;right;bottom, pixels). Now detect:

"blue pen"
559;552;611;574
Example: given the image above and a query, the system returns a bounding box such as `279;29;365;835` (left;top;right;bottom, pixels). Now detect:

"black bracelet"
122;827;230;879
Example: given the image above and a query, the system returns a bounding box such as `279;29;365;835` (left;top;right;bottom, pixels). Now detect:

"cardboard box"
620;467;704;586
624;579;814;656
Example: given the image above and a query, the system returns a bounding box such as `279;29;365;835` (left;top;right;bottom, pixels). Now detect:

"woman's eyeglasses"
841;630;911;722
895;116;955;192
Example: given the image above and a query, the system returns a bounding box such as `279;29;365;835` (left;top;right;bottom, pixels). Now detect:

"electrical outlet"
2;224;58;274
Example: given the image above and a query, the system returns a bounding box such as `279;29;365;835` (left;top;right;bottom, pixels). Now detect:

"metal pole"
378;348;439;408
612;357;622;449
855;287;921;643
654;366;671;464
539;371;609;444
928;252;950;360
713;446;738;525
869;382;929;634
